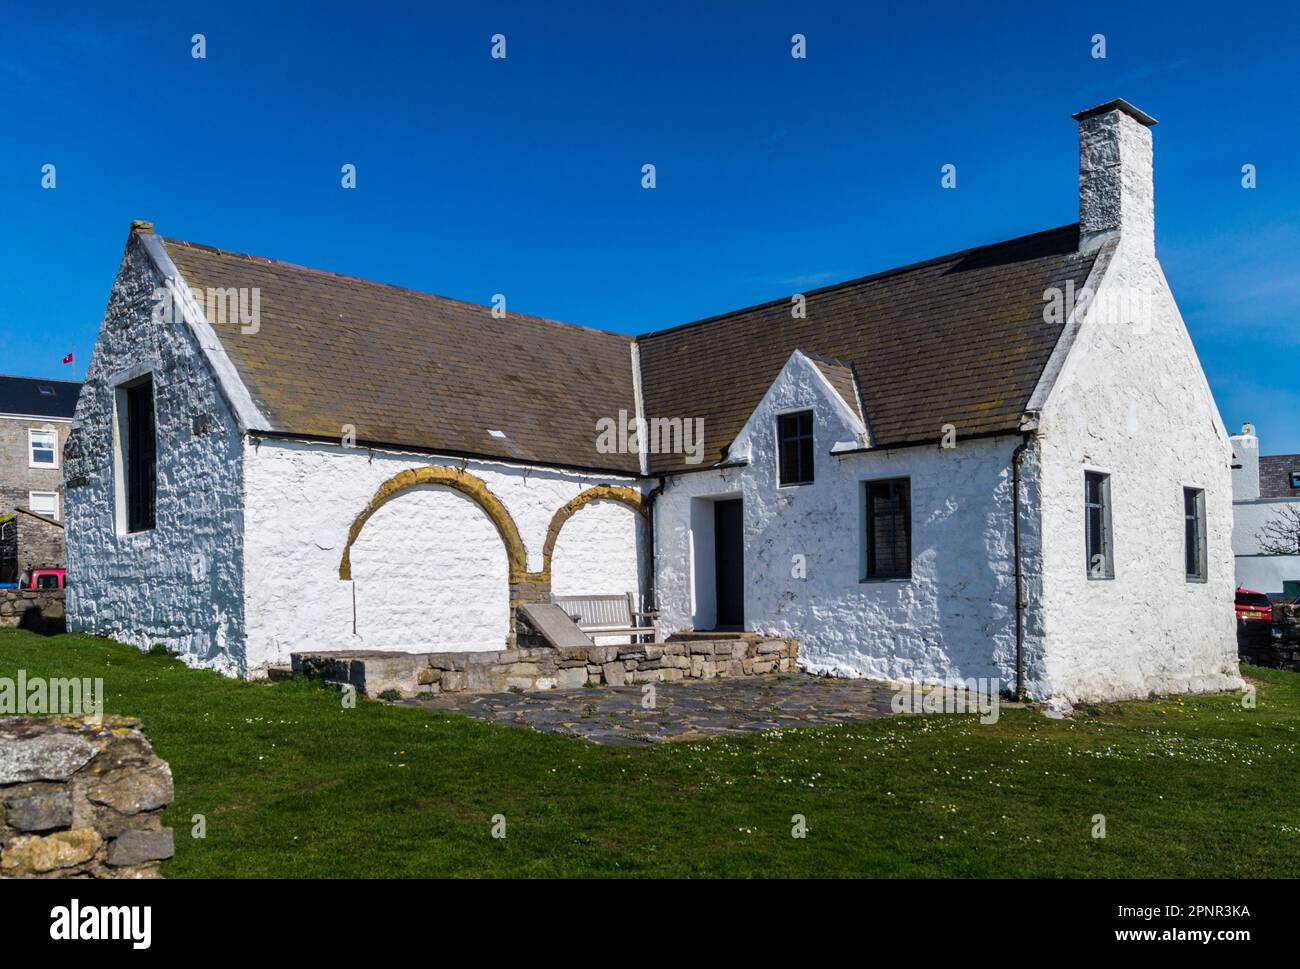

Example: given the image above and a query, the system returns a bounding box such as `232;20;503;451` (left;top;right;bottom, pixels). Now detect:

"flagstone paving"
397;673;906;745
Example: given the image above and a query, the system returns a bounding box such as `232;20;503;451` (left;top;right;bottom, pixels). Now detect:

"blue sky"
2;1;1297;451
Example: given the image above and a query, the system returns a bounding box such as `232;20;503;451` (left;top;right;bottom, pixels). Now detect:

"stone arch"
541;485;647;578
339;466;528;583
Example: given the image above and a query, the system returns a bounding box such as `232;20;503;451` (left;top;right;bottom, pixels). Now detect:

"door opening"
714;498;744;629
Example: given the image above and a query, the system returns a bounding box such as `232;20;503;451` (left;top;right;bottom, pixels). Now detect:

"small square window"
777;411;814;486
29;492;58;520
1290;471;1300;489
29;429;57;468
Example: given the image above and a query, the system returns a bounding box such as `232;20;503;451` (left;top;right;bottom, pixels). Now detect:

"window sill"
777;480;814;489
860;576;911;584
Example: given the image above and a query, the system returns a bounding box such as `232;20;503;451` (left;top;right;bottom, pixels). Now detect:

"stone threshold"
292;637;799;699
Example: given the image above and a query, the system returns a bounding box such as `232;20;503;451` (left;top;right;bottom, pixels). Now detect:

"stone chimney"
1230;421;1260;501
1073;99;1157;256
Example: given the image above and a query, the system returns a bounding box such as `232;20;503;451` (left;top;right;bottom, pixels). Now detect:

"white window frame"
28;428;58;469
29;491;59;521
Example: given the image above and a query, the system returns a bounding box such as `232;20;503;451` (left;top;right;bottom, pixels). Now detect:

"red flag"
62;352;73;364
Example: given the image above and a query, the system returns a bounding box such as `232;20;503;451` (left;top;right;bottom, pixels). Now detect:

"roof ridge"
634;223;1081;341
159;237;634;343
0;375;82;385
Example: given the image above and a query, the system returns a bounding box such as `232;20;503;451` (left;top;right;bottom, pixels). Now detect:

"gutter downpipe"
645;476;668;610
1011;431;1033;700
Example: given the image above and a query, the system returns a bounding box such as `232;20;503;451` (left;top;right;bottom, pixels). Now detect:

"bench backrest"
553;593;634;631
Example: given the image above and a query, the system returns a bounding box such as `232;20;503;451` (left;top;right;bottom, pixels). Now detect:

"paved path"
398;673;902;745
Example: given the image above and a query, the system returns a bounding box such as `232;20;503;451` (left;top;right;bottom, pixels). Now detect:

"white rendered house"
65;100;1241;702
1228;422;1300;596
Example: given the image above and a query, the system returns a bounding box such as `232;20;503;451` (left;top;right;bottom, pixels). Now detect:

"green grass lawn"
2;629;1297;877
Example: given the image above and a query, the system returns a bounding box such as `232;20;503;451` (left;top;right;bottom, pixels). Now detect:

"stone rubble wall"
0;588;66;634
0;714;174;878
293;637;800;699
1239;604;1300;672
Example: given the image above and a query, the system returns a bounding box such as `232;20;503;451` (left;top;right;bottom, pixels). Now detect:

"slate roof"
804;353;865;427
156;222;1097;476
638;224;1098;472
162;239;641;474
0;376;81;420
1259;455;1300;500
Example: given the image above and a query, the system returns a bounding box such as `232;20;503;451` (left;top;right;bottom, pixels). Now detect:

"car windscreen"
1236;592;1272;607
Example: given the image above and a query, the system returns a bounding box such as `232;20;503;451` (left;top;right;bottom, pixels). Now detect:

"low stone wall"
0;715;174;878
294;636;800;699
0;588;66;634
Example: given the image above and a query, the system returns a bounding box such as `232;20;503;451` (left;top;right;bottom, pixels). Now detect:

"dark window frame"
1084;471;1114;579
864;477;911;580
1184;487;1207;582
1290;471;1300;489
123;377;157;534
776;410;815;487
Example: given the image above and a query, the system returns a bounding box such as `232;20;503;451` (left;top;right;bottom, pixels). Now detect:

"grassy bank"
1;629;1295;877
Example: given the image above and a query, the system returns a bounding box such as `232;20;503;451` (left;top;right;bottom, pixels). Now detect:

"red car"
1235;587;1273;623
19;567;65;590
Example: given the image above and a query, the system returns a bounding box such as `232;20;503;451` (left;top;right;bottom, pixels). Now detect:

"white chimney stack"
1230;421;1260;501
1073;99;1157;257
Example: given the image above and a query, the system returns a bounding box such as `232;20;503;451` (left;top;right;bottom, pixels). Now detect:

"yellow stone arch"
339;466;529;583
541;485;647;578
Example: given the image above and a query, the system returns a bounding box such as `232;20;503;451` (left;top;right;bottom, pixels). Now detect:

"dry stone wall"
0;714;174;878
294;636;800;699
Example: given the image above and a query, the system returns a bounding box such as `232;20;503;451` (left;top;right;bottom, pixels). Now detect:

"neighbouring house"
1229;422;1300;597
0;375;80;582
64;99;1242;702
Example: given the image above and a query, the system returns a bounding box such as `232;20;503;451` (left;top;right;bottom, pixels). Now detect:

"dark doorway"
714;499;744;629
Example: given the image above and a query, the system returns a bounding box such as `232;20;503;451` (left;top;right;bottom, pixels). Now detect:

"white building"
65;99;1241;702
1229;422;1300;596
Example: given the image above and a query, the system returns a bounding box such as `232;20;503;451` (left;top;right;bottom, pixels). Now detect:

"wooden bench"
552;592;660;644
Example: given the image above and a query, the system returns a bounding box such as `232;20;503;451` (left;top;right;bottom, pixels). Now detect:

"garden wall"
0;588;66;634
294;635;799;699
0;714;174;878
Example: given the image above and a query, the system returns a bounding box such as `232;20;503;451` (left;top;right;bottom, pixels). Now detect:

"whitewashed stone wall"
241;439;646;672
1035;237;1242;701
64;238;248;675
654;351;1042;690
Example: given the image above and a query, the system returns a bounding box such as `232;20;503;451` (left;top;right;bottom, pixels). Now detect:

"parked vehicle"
1235;587;1273;623
18;566;66;590
1235;587;1278;648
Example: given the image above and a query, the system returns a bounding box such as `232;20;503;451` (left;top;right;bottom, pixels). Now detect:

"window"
865;478;911;579
777;410;814;486
120;377;157;533
1184;488;1207;582
1290;471;1300;489
29;429;57;468
29;492;58;521
1084;471;1113;579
